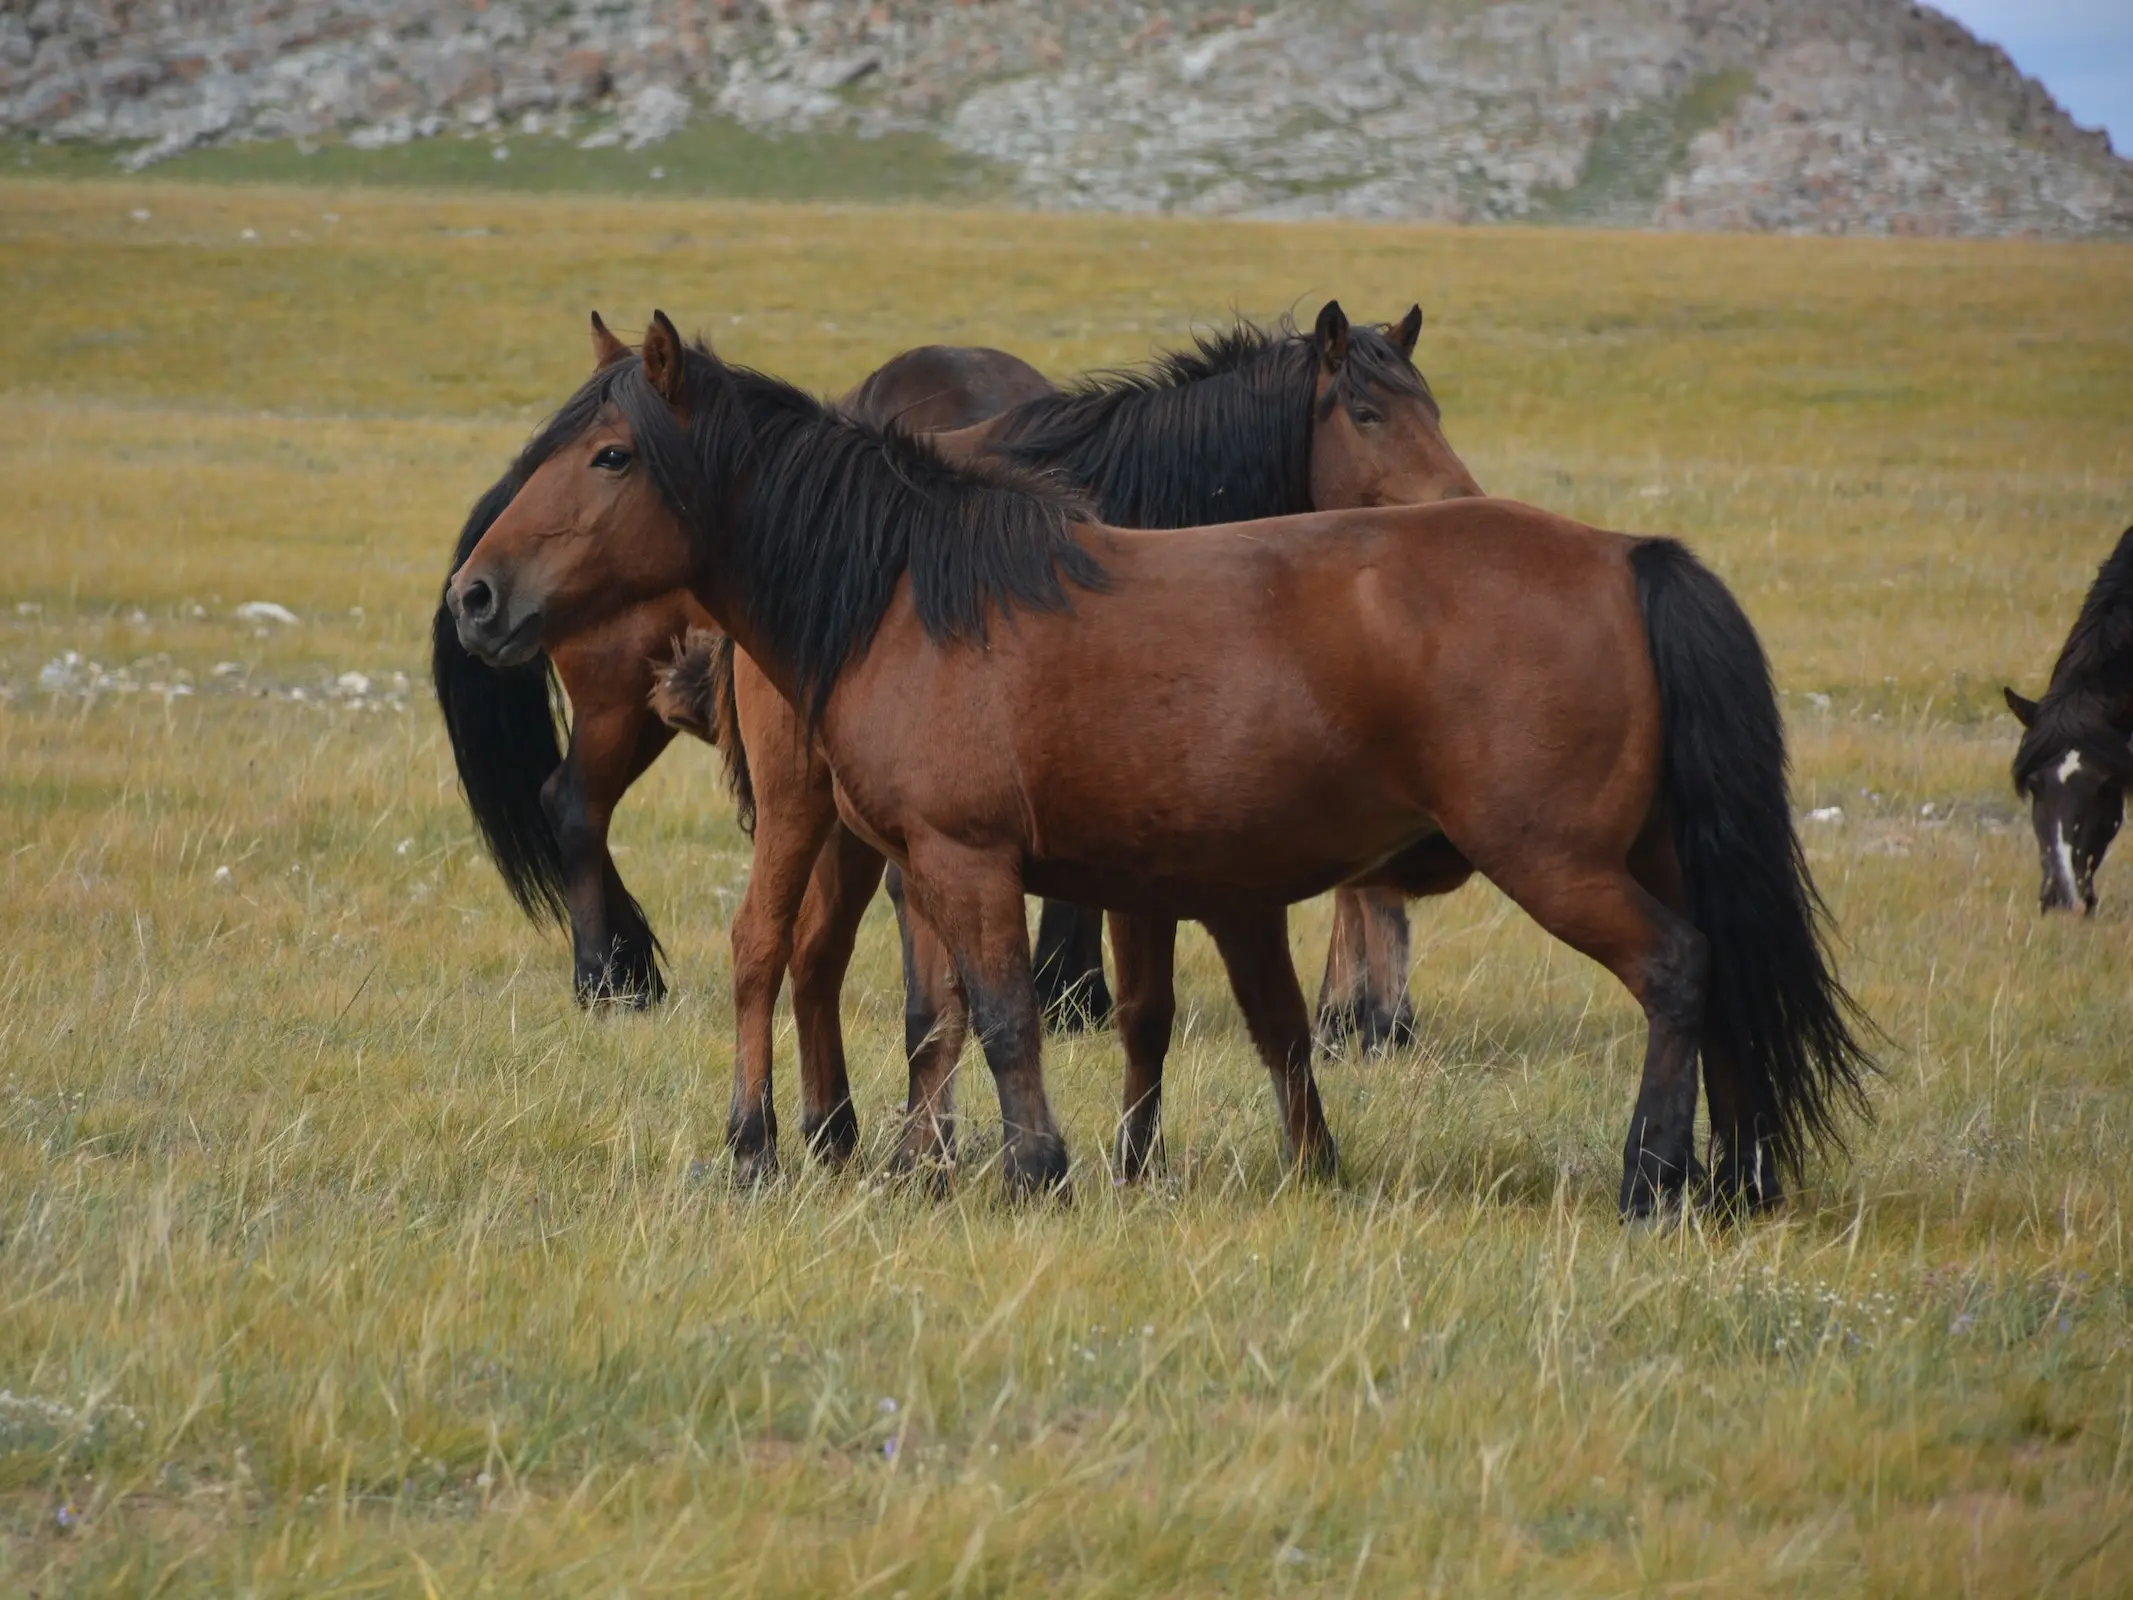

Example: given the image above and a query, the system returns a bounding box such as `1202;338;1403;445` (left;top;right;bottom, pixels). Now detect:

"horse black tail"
430;477;569;926
1631;538;1875;1179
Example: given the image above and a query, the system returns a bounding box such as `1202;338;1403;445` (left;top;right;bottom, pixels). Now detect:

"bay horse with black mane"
446;312;1873;1218
2004;524;2133;914
664;300;1479;1176
429;342;1073;1008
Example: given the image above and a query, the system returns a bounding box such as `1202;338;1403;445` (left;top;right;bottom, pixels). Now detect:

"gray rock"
1;0;2125;237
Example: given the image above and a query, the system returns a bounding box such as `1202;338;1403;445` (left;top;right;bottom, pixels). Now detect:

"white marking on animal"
2054;821;2080;904
2057;748;2083;782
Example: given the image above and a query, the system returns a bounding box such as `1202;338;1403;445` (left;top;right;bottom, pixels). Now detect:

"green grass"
2;176;2132;1594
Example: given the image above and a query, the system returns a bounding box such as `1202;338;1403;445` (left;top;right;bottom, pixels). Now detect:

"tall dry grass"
2;178;2130;1594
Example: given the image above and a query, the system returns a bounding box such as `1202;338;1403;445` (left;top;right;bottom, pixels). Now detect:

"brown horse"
447;313;1872;1218
430;343;1063;1007
666;302;1480;1178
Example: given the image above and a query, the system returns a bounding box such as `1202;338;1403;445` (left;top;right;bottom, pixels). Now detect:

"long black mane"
2014;525;2133;789
582;341;1103;720
987;316;1435;529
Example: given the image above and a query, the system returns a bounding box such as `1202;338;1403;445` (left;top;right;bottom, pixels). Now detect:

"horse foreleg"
1204;906;1338;1181
886;864;968;1185
788;821;884;1168
1034;900;1113;1033
901;840;1067;1197
726;756;838;1184
542;687;674;1009
1108;912;1176;1182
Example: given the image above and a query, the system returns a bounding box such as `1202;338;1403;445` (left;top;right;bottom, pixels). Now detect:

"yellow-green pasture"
2;177;2131;1595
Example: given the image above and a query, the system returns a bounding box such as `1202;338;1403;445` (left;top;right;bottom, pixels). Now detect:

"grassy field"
2;172;2132;1595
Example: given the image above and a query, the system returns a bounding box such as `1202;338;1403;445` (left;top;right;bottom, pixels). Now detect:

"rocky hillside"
6;0;2130;236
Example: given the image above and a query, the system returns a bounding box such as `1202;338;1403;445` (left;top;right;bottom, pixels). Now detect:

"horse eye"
592;446;632;472
1351;406;1383;427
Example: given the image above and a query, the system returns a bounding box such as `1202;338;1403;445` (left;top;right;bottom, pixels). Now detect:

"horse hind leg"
1476;849;1705;1220
1312;888;1370;1052
1625;824;1772;1212
1205;907;1338;1181
1355;888;1417;1056
1033;900;1112;1033
1108;912;1177;1182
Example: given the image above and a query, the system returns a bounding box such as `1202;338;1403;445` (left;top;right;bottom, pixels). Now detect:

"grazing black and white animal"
2004;525;2133;914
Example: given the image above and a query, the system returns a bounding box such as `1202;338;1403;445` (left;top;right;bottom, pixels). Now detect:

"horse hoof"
726;1110;778;1187
888;1144;957;1200
730;1148;778;1189
1113;1126;1162;1184
1002;1130;1072;1200
801;1101;860;1169
575;957;665;1012
1290;1134;1339;1185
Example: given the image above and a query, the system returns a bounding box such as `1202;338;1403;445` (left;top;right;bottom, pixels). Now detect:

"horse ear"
641;309;689;410
2003;686;2038;727
1391;304;1423;359
590;310;630;370
1314;299;1350;373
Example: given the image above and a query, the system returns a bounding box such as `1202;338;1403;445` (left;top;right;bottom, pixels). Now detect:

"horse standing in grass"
652;301;1480;1176
430;343;1061;1007
447;313;1872;1217
2004;524;2133;914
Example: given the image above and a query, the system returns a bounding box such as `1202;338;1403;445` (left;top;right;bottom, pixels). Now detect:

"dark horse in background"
2005;524;2133;913
447;313;1873;1218
430;343;1120;1020
647;301;1480;1176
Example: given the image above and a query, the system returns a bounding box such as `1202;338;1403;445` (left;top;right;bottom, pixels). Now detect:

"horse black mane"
568;339;1101;720
987;316;1435;529
2014;525;2133;790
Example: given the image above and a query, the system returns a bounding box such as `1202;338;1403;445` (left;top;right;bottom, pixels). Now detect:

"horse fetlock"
1042;974;1114;1035
1115;1108;1163;1184
800;1099;860;1168
1708;1145;1785;1215
1001;1125;1072;1199
1618;1140;1695;1219
726;1102;779;1180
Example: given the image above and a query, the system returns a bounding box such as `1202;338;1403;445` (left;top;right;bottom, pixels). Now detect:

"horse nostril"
460;578;495;622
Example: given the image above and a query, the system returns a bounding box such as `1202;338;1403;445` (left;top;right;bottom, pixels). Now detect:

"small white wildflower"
336;671;371;696
395;838;414;856
233;601;298;626
212;865;233;886
240;227;258;240
130;208;151;221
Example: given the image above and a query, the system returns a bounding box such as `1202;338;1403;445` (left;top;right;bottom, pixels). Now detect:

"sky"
1931;0;2132;155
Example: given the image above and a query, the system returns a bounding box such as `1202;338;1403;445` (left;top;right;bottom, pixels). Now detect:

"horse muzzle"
448;572;544;667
